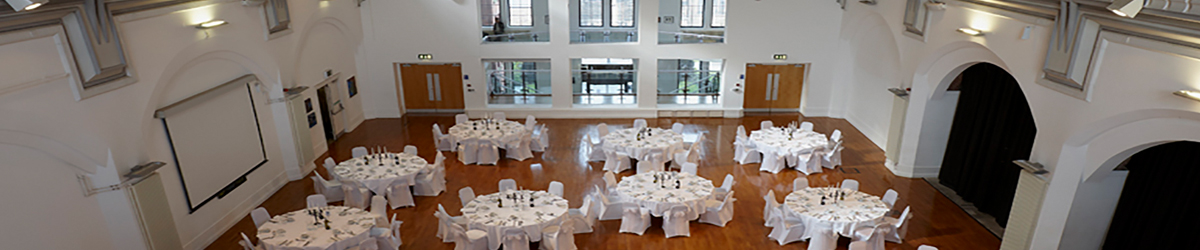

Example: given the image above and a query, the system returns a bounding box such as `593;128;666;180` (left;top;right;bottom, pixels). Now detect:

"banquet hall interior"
2;0;1200;250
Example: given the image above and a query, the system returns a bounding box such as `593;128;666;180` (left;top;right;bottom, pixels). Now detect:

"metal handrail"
481;31;550;42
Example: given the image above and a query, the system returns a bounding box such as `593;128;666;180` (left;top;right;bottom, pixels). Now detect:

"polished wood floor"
206;113;1001;250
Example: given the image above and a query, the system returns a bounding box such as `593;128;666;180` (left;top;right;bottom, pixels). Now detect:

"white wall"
1060;170;1127;250
0;0;363;249
357;0;844;119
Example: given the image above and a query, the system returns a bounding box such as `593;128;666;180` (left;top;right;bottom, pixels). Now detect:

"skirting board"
183;171;289;250
887;161;941;178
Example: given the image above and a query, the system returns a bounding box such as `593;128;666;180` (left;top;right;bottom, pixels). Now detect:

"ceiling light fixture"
1107;0;1144;18
957;27;983;36
1174;90;1200;102
6;0;49;12
196;20;228;29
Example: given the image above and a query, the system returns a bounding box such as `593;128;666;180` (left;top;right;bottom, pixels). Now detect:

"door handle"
772;73;781;101
426;73;435;101
433;73;443;101
765;73;774;101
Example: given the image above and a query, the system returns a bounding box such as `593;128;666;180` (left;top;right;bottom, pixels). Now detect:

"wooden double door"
743;63;806;111
398;63;465;112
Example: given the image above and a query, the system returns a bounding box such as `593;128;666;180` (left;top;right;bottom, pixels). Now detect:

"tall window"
510;0;533;26
680;0;705;28
711;0;727;27
580;0;603;27
485;60;552;105
657;59;722;105
611;0;635;27
481;0;501;26
573;58;638;105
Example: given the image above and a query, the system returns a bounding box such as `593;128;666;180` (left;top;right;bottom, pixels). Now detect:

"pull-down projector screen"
156;75;268;213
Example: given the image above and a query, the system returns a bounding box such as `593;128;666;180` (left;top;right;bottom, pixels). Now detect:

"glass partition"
481;0;551;43
572;58;638;105
657;59;722;104
484;60;552;105
658;0;725;44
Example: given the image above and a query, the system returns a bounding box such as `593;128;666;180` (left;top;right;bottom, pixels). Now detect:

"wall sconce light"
1174;90;1200;102
196;20;229;29
6;0;48;11
957;27;983;36
1107;0;1144;18
888;87;910;97
1013;160;1049;175
925;0;947;10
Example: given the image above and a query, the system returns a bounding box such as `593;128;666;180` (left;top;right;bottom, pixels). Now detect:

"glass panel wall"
572;58;638;105
481;0;550;43
484;60;552;105
658;0;725;44
570;0;638;43
657;59;722;105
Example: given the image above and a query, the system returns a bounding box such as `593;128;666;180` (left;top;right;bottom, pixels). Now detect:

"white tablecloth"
331;152;430;194
783;187;889;237
449;119;528;149
256;206;378;250
615;171;715;217
461;190;569;250
601;127;684;162
749;127;828;157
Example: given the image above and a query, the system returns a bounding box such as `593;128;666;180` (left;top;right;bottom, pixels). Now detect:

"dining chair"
306;194;327;208
455;114;469;124
372;214;402;250
761;120;774;129
433;124;454;151
541;220;577;250
883;206;912;243
386;179;415;209
680;163;698;175
841;179;859;191
596;123;610;138
312;172;344;202
476;142;500;165
567;196;596;234
671;122;684;133
793;177;809;192
633;119;647;129
763;189;780;226
498;179;517;192
852;225;888;250
714;174;735;200
447;224;488;250
371;195;389;224
699;191;736;227
548;181;564;197
799;121;813;131
595;188;630;221
458;187;476;207
404;145;417;155
239;233;261;250
604;150;631;173
250;207;270;228
584;134;606;162
499;227;529;250
917;245;939;250
524;115;537;130
493;112;506;121
458;141;479;165
435;204;467;242
619;207;651;235
808;228;838;250
882;189;899;207
663;204;692;238
352;146;369;158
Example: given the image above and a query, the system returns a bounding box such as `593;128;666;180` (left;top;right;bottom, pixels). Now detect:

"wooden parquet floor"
205;113;1001;250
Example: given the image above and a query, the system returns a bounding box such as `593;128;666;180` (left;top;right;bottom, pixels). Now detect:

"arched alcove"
1103;141;1200;249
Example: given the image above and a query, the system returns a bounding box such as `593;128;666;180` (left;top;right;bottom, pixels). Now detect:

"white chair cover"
548;181;564;197
734;126;750;161
251;207;270;228
736;145;762;164
842;179;859;191
671;122;684;133
603;150;631;173
636;154;665;174
352;146;369;158
458;141;479;165
436;204;469;243
699;191;736;227
822;140;844;169
800;121;814;131
567;196;596;234
884;206;912;243
662;204;691;238
524;115;537;130
917;245;939;250
505;137;534;161
529;125;548;152
763;190;780;226
584;134;606;162
386;179;415;209
714;174;734;199
794;178;809;192
498;179;517;192
672;133;704;169
458;187;476;207
759;151;786;173
619;207;651;235
595;190;629;221
306;194;327;208
596;123;610;138
371;195;389;225
239;233;260;250
456;114;469;124
768;215;807;245
476;142;500;165
807;228;838;250
852;225;888;250
414;152;447;196
342;180;371;209
498;227;528;250
541;220;577;250
882;189;899;207
849;241;869;250
761;120;774;129
434;124;454;151
373;214;402;250
448;223;488;250
633;119;647;129
802;150;824;175
323;157;340;180
348;237;378;250
603;172;618;194
312;172;345;202
493;112;506;121
831;129;843;142
680;163;698;175
404;145;417;155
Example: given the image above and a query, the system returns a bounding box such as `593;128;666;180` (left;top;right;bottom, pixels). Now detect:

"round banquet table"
601;127;684;162
331;152;430;195
256;206;378;250
614;171;715;218
461;190;570;250
783;187;890;237
448;119;527;150
749;127;828;157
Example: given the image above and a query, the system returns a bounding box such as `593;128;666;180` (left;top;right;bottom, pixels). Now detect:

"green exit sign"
773;54;787;60
417;54;433;61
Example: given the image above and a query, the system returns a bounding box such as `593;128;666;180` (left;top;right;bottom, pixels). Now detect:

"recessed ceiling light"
196;20;228;29
5;0;49;12
1174;90;1200;102
957;27;983;36
1107;0;1144;18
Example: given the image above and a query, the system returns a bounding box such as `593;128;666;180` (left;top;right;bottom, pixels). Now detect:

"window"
657;59;722;105
680;0;705;28
573;58;638;105
711;0;727;27
510;0;533;26
580;0;603;27
610;0;635;27
485;60;552;105
481;0;501;26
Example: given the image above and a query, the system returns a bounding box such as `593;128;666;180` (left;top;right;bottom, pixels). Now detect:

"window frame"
481;0;501;26
680;0;706;28
710;0;727;28
609;0;636;28
509;0;533;27
578;0;604;27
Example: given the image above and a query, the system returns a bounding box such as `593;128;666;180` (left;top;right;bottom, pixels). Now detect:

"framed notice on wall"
307;113;317;128
347;76;358;97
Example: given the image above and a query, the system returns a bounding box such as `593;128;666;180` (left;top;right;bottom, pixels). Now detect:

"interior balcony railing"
658;31;726;44
571;29;638;43
482;31;550;43
657;70;721;104
486;70;551;104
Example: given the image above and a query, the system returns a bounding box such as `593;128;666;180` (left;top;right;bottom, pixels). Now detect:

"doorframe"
312;72;345;140
394;62;465;114
742;62;811;113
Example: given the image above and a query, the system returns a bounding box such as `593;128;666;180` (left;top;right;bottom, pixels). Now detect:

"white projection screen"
156;75;268;213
